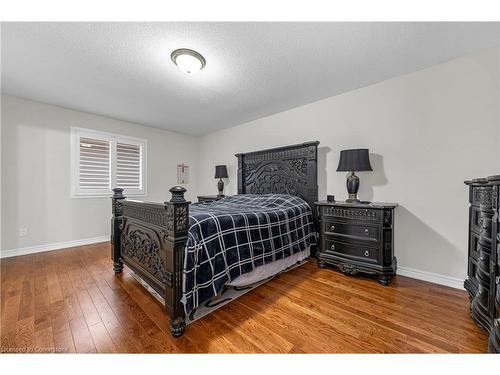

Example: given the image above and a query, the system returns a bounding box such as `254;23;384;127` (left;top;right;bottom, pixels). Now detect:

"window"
71;127;147;197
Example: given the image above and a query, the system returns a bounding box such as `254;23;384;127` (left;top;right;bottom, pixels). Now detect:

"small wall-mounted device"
327;195;335;202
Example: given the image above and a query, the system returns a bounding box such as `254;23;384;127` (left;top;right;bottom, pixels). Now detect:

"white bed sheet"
226;247;311;287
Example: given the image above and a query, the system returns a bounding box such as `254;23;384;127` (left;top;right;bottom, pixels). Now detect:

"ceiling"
1;22;499;136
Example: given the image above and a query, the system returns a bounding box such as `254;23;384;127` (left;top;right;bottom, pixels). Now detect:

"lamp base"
345;195;360;204
345;172;360;203
217;178;224;197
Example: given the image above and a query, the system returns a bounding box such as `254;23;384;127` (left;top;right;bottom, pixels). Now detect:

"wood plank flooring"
0;242;488;353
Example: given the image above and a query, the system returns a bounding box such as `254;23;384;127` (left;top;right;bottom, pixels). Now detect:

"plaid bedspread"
181;194;316;315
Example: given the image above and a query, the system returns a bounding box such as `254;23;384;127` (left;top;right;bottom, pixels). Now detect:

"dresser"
315;201;397;286
464;176;500;353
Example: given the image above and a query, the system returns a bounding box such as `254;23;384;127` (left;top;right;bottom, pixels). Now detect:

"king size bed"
110;141;319;337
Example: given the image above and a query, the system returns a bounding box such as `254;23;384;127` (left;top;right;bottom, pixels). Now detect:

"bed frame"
110;141;319;337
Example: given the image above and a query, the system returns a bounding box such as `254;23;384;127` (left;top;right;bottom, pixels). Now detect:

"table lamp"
336;149;372;203
215;165;228;197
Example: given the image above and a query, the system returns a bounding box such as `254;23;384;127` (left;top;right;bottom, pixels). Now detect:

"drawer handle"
364;250;370;257
330;225;335;231
364;228;369;235
330;244;336;251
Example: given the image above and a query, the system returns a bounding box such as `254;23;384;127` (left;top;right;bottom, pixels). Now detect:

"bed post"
165;186;190;337
111;187;126;273
236;153;244;194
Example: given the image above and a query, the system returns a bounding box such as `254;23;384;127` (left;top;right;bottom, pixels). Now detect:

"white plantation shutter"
72;128;146;197
78;137;111;191
116;142;143;191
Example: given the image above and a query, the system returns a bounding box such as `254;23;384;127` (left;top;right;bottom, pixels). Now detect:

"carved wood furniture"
236;141;319;213
111;141;319;337
197;195;225;203
464;175;500;353
315;201;397;286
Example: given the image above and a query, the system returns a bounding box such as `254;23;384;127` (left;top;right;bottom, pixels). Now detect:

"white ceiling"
1;22;499;136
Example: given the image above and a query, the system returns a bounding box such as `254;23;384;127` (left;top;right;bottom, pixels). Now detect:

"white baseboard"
397;266;464;290
0;236;110;259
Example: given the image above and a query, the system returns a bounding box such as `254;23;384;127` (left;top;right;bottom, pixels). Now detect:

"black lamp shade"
214;165;228;179
336;149;373;172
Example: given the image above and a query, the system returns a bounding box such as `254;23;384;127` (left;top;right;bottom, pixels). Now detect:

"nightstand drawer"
323;220;379;243
319;205;380;222
324;238;378;263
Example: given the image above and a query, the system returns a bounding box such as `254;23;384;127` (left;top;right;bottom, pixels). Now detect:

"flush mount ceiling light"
171;48;206;74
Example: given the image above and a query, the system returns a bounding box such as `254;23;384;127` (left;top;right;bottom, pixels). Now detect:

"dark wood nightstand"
315;200;398;286
197;195;225;203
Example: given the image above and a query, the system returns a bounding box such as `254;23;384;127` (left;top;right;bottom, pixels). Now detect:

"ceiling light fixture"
171;48;206;74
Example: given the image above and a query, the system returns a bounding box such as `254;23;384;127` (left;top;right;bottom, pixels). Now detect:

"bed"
110;141;319;337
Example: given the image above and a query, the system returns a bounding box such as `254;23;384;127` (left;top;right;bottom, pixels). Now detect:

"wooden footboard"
111;186;190;337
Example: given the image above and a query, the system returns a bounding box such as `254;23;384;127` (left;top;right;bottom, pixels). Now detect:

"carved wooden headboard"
236;141;319;211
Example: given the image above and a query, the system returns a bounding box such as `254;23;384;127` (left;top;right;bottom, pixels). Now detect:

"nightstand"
197;195;225;203
315;201;398;286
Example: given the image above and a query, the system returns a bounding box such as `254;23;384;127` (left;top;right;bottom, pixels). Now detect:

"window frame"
70;127;147;198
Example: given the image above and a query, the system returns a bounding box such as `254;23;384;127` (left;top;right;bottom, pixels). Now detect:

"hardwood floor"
0;242;488;353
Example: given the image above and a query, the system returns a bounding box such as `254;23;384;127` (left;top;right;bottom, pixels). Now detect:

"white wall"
1;95;199;254
196;48;500;282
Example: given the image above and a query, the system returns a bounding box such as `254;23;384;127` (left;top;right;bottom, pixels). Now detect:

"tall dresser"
464;175;500;353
